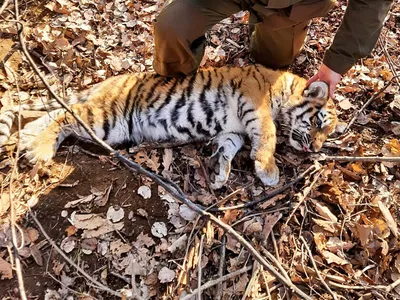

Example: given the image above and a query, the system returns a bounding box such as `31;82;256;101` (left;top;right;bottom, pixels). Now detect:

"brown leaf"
30;244;43;266
313;232;327;252
355;223;373;247
312;218;336;233
377;200;398;238
321;251;349;265
326;237;355;253
313;201;337;222
66;225;77;237
262;212;282;240
0;257;12;279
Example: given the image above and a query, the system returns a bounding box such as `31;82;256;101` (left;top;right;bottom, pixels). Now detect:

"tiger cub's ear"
304;81;329;101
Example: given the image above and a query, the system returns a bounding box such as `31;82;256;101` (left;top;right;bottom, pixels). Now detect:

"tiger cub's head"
283;81;338;152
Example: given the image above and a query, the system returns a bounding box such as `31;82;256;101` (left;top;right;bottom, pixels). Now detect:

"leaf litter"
0;0;400;299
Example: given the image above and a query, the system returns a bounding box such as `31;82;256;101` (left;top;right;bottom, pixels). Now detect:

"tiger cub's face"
287;82;338;152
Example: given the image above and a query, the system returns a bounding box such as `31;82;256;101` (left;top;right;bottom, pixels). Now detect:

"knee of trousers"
153;1;206;46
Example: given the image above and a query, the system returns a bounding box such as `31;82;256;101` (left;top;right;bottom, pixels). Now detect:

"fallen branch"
30;213;122;297
215;235;226;300
300;236;338;300
181;265;252;300
0;0;10;16
285;168;323;225
210;164;316;212
318;155;400;163
6;52;27;300
344;75;400;134
198;234;205;300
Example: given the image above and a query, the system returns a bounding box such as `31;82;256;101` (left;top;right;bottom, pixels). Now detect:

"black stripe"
227;138;236;147
187;102;195;127
196;122;210;136
103;110;110;141
143;77;165;106
289;101;309;114
200;72;213;127
241;108;255;120
155;78;179;116
86;107;94;128
186;73;198;98
290;78;298;93
171;90;186;123
160;118;168;132
295;107;314;120
125;81;145;137
214;120;222;134
176;126;195;139
237;94;245;118
0;118;11;129
253;71;262;90
245;117;257;127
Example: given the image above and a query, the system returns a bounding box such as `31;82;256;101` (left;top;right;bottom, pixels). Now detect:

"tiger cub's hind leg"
209;133;244;190
25;104;94;163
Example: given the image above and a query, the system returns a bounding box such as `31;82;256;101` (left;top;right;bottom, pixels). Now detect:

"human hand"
306;64;342;98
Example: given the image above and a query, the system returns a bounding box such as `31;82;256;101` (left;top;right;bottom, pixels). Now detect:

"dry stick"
0;0;10;16
210;165;316;212
319;155;400;163
6;61;28;300
379;37;400;86
16;15;312;300
344;75;400;134
285;169;323;226
260;246;290;282
181;266;252;300
198;234;205;300
30;213;121;297
241;261;260;300
215;235;227;300
300;236;338;300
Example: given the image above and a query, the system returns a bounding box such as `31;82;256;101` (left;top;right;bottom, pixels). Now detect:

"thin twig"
30;213;122;297
181;266;252;300
6;57;28;300
344;76;399;133
198;234;205;300
0;0;10;16
260;246;290;282
300;236;338;300
210;165;316;212
241;261;260;300
379;37;400;86
285;169;323;225
319;155;400;163
216;235;226;300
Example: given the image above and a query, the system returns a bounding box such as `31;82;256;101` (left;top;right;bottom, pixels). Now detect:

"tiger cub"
0;65;337;189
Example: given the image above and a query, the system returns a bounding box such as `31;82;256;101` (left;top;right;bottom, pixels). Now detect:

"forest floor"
0;0;400;299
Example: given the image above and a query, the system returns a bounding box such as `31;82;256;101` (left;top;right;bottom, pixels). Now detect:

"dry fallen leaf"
151;222;168;238
321;251;349;265
107;206;125;223
158;267;175;283
0;257;12;279
179;204;197;221
262;212;282;240
138;185;152;199
377;200;398;238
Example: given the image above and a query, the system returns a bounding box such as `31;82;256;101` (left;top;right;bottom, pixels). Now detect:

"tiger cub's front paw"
254;160;279;186
209;151;232;190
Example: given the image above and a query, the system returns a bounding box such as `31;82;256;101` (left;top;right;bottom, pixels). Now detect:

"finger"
306;73;319;87
329;83;336;99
